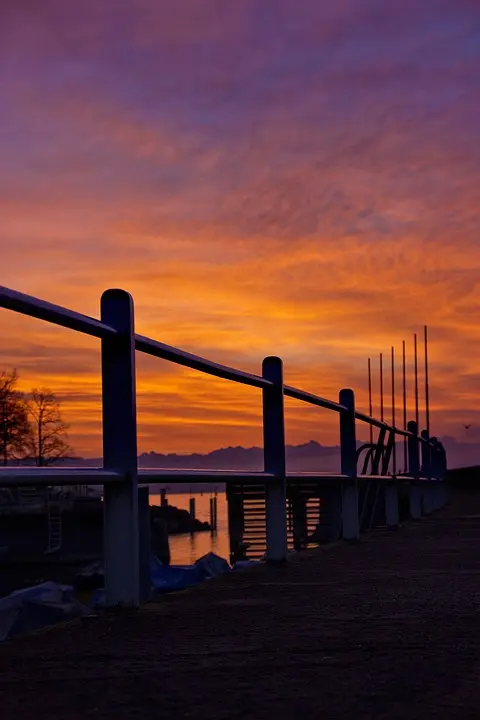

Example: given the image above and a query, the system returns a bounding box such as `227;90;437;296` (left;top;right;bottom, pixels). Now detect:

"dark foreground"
0;492;479;719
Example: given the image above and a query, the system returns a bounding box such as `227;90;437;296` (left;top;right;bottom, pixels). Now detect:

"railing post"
262;356;287;563
339;389;359;541
407;421;422;519
101;289;139;607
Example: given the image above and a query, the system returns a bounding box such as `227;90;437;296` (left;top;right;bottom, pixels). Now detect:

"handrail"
0;467;123;486
284;384;347;413
354;411;425;441
0;464;430;489
0;286;116;340
135;334;271;389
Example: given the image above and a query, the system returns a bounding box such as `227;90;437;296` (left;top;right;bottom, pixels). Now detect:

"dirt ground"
0;492;479;719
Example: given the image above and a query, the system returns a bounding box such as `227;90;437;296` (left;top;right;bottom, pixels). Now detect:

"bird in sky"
464;424;472;430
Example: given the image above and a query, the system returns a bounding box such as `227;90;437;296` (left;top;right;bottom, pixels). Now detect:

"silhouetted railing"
0;285;447;606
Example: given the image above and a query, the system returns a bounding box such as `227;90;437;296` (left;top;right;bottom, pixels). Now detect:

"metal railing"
0;285;447;606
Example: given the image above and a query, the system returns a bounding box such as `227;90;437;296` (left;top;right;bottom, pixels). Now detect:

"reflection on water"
150;491;230;565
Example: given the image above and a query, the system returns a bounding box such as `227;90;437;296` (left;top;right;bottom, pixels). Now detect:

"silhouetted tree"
0;370;30;465
26;388;71;466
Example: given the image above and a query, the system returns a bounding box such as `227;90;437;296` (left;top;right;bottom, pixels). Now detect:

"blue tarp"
0;582;86;641
150;558;201;592
149;552;232;592
92;552;232;607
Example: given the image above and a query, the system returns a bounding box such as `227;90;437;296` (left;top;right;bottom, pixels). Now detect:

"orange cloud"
1;0;479;455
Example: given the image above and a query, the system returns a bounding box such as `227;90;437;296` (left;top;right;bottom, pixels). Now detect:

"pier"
0;285;447;604
1;284;473;717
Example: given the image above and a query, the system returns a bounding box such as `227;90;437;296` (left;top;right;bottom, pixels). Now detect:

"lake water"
150;491;230;565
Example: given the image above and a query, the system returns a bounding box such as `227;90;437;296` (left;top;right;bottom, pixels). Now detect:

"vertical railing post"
407;420;421;519
101;289;139;607
340;389;359;541
262;356;287;563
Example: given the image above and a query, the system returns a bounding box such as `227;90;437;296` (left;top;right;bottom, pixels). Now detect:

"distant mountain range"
139;439;340;472
59;436;479;486
62;440;341;491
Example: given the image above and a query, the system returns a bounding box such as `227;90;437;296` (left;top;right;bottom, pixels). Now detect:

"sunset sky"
1;1;480;458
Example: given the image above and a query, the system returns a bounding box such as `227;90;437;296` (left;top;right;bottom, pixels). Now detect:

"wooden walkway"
1;491;479;719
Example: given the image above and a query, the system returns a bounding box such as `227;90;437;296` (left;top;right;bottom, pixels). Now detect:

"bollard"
189;497;196;533
262;356;288;563
101;289;139;607
209;497;215;532
209;495;218;531
340;388;359;541
407;421;422;519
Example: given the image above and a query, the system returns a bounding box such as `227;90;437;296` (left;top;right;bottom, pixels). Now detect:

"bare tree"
0;370;30;465
26;388;71;466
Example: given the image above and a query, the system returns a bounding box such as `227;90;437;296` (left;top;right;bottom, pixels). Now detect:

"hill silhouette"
53;437;477;495
138;439;340;472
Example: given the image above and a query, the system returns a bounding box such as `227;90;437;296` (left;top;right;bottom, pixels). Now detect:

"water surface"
150;491;230;565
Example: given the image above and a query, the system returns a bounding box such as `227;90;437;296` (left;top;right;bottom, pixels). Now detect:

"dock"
0;489;479;719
